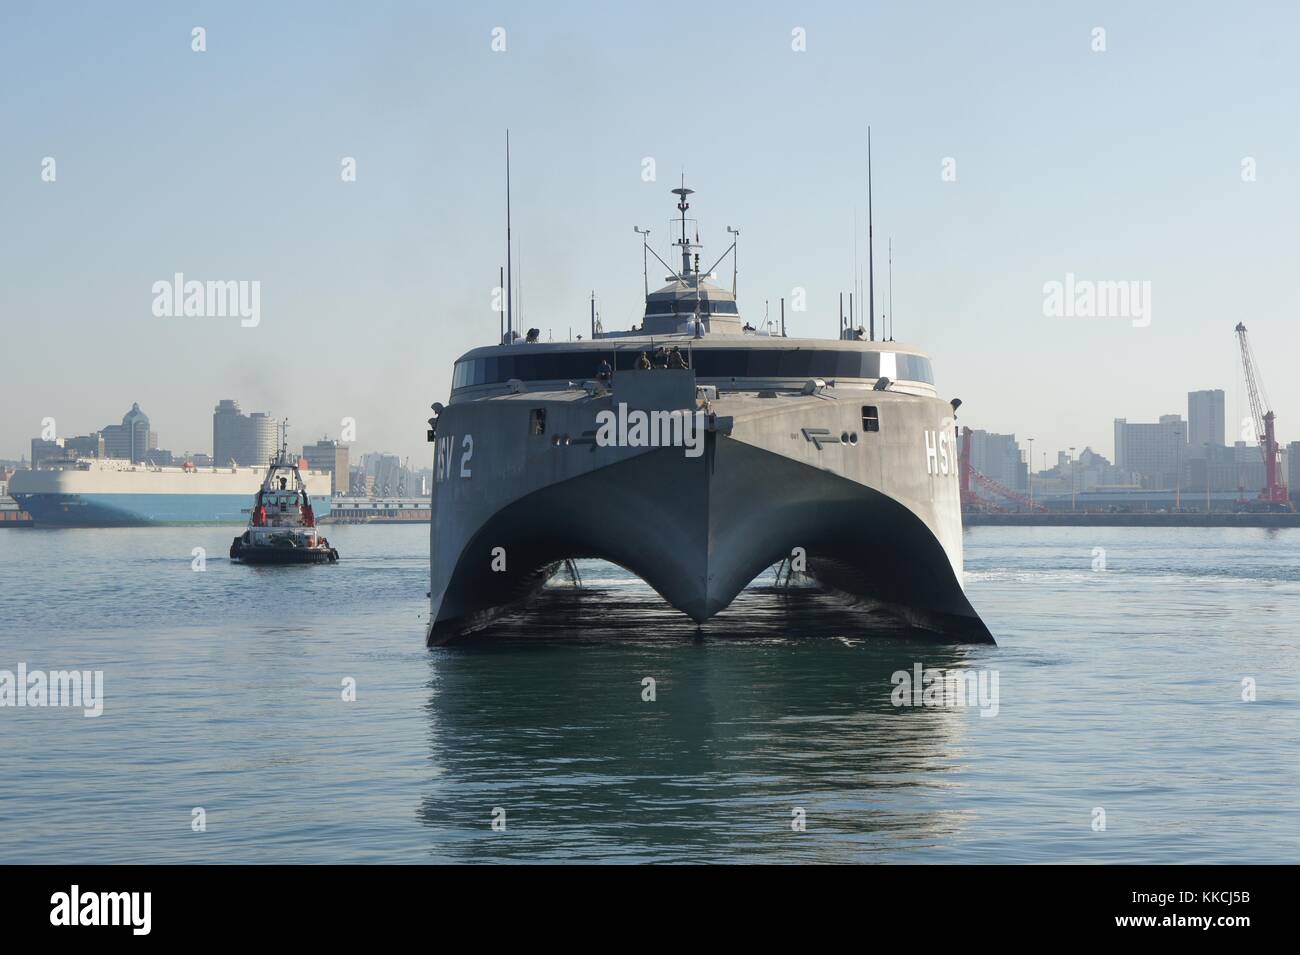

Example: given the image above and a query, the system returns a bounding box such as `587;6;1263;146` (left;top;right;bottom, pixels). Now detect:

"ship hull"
230;544;338;564
14;492;263;526
9;468;333;527
428;369;990;645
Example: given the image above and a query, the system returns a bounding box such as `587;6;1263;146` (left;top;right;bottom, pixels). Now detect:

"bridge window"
451;350;931;390
862;406;879;432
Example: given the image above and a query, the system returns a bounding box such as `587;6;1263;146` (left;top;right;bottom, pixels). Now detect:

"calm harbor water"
1;524;1297;863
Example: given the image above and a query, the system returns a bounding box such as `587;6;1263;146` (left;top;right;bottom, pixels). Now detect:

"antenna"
726;225;739;297
634;226;650;299
499;265;504;345
781;297;786;337
853;208;861;339
888;236;894;341
506;130;513;342
590;291;595;340
867;126;875;342
855;208;863;342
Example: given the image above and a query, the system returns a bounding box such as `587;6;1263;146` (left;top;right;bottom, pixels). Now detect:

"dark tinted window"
451;348;927;388
644;300;739;316
895;354;934;383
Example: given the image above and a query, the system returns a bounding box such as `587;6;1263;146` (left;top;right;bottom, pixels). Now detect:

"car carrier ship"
9;457;332;526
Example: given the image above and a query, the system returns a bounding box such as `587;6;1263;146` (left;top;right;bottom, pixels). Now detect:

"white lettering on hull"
923;429;951;475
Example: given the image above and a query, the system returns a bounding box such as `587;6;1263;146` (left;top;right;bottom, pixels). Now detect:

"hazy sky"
3;1;1298;466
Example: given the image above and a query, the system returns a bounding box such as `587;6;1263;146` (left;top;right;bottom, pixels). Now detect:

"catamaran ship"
426;180;992;645
9;457;332;527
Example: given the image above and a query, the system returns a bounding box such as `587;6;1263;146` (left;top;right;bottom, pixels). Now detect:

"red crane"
959;426;1047;512
1235;322;1290;506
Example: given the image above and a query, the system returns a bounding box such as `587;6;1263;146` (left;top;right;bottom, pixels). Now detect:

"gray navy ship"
427;183;991;645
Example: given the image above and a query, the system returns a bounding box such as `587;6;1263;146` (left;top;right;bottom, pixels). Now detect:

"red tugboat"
230;429;339;564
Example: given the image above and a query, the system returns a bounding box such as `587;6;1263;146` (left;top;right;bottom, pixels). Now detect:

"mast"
853;208;860;336
506;130;513;342
888;236;893;341
634;226;650;299
867;126;875;342
672;177;694;279
726;225;739;296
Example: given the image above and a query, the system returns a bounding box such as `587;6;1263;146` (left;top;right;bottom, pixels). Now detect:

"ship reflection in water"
419;567;991;863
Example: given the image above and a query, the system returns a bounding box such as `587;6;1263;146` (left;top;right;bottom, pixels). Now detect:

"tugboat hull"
230;541;339;565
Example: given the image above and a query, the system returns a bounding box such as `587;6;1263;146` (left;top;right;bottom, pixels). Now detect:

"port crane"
958;426;1047;512
1234;322;1291;507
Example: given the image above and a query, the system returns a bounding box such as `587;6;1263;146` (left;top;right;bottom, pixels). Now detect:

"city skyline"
12;393;421;473
11;383;1271;484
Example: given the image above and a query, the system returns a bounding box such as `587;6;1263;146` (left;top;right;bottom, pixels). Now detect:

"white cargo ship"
9;458;333;527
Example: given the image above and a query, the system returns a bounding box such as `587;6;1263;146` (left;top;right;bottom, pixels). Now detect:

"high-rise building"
1114;415;1188;489
1188;389;1226;450
212;399;279;467
101;402;155;463
30;432;107;468
967;430;1026;491
1068;447;1135;491
302;438;349;496
31;438;66;469
245;413;278;464
64;433;106;458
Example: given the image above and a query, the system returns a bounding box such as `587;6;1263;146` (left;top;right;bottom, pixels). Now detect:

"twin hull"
428;369;989;644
